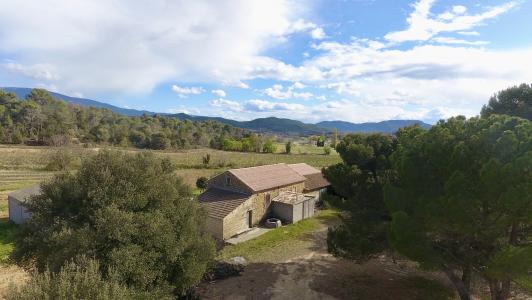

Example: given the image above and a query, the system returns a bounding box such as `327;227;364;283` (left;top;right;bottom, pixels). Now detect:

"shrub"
7;257;142;300
196;176;209;190
285;141;292;154
15;151;215;297
323;146;331;155
45;149;74;171
262;139;277;153
202;154;211;166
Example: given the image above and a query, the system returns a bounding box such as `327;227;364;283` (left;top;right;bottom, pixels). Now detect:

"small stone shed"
8;185;40;224
271;191;316;223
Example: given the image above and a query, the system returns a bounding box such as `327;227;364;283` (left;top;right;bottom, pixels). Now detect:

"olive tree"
15;151;215;297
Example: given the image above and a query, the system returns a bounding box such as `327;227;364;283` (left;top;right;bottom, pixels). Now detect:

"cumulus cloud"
171;85;205;97
209;98;305;113
310;27;326;39
211;89;226;97
244;99;305;111
384;0;517;43
210;99;243;111
0;0;310;94
3;62;60;80
263;83;313;99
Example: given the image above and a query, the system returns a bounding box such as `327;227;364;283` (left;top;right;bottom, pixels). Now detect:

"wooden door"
247;210;252;228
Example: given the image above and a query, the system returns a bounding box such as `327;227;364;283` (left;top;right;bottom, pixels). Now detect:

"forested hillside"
0;89;247;149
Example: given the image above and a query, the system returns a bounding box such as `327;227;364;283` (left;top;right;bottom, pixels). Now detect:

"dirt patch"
0;265;28;299
196;255;452;300
199;215;454;300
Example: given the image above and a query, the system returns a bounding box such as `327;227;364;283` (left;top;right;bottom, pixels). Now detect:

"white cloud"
292;82;305;89
384;0;517;43
263;83;313;99
457;31;480;36
247;35;532;122
3;62;60;80
210;99;243;111
432;37;489;46
209;98;305;113
171;85;205;97
244;99;305;111
452;5;467;15
211;89;226;97
0;0;310;94
310;27;326;39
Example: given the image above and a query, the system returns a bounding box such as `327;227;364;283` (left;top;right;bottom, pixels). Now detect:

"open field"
0;145;341;188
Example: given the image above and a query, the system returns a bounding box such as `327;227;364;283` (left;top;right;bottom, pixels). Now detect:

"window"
225;176;231;186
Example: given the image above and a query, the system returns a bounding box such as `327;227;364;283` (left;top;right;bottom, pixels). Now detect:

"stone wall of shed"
221;181;305;240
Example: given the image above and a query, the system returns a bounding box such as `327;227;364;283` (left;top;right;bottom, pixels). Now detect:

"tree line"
0;88;247;150
220;134;277;153
324;84;532;300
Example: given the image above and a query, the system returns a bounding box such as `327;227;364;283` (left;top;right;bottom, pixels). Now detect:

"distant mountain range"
2;87;431;135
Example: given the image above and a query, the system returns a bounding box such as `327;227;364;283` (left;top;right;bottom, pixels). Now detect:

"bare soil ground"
197;224;455;300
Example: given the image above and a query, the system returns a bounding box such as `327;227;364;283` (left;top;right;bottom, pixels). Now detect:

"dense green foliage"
481;83;532;120
7;257;146;300
262;139;277;153
386;115;532;300
14;151;215;297
220;133;270;152
323;145;332;155
323;133;397;261
196;176;208;190
0;89;246;149
285;141;292;154
324;115;532;300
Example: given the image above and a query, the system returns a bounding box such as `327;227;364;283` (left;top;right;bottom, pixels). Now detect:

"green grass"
218;209;339;261
0;220;19;264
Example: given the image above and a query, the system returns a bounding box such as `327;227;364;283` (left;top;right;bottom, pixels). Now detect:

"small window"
226;176;231;186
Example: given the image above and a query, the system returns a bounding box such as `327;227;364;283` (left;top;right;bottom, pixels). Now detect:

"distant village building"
198;163;330;240
8;185;40;224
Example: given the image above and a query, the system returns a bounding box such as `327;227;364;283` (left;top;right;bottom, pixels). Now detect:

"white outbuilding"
8;185;40;224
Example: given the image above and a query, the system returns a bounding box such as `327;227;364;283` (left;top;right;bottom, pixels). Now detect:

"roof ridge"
228;163;286;172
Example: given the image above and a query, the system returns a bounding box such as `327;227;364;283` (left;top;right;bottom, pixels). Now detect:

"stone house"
198;163;330;240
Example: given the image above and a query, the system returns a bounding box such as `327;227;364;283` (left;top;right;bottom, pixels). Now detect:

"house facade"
198;163;330;240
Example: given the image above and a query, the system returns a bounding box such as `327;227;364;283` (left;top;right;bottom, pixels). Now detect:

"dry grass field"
0;145;341;187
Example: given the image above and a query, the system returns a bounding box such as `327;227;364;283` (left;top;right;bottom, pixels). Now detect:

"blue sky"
1;0;531;124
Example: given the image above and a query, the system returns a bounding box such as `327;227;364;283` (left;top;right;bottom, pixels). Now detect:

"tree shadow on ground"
196;256;454;300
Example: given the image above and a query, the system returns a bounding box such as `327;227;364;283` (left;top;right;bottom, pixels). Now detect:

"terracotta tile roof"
228;163;306;192
8;185;41;203
303;173;330;192
198;188;250;219
287;163;321;176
